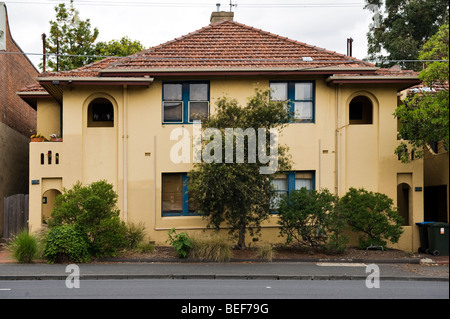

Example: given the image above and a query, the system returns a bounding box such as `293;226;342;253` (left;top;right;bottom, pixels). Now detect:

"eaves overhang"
16;91;51;110
326;75;422;91
36;76;154;103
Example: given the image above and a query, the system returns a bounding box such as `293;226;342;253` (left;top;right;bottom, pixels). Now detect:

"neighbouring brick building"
0;2;38;237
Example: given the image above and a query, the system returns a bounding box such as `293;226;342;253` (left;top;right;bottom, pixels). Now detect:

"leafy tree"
42;1;144;72
364;0;449;70
43;0;99;71
48;180;127;258
339;188;404;249
188;88;292;249
94;36;144;59
394;24;449;162
278;188;348;253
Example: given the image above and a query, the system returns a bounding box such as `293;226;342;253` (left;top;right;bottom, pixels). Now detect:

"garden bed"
105;245;422;263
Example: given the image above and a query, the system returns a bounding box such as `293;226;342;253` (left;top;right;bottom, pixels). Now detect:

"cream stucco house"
19;12;427;251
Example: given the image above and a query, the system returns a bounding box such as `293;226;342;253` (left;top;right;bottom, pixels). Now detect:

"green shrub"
8;230;39;263
48;180;127;258
278;188;348;253
189;236;232;262
339;188;404;249
44;225;91;264
166;228;192;258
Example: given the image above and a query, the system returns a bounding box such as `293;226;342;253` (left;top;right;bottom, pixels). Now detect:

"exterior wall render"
28;76;424;251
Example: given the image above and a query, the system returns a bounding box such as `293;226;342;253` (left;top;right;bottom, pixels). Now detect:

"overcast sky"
4;0;375;71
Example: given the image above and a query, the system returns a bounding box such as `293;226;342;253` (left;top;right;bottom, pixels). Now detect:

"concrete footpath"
0;247;448;282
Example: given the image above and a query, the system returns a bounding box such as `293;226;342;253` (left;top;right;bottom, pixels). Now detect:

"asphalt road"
0;279;448;299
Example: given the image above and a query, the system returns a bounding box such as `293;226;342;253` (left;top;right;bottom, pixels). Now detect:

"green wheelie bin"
416;221;436;253
427;222;449;256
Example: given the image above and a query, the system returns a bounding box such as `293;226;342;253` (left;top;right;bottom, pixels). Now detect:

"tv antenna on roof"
229;0;237;12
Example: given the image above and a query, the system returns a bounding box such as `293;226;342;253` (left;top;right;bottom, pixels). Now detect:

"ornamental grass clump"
188;235;232;262
8;230;40;263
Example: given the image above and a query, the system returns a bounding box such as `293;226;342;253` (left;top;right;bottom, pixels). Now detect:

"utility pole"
42;33;46;72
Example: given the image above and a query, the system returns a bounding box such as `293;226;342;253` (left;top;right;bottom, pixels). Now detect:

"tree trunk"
237;225;246;250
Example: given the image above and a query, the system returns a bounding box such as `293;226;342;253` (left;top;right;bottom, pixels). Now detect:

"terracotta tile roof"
407;81;449;94
17;83;48;93
104;20;375;71
21;19;421;96
39;56;121;78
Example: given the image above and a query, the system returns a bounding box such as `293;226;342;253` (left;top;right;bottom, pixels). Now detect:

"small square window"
164;84;182;101
294;102;313;122
190;83;208;101
270;83;288;101
189;102;209;122
295;172;313;190
163;102;183;122
295;83;313;100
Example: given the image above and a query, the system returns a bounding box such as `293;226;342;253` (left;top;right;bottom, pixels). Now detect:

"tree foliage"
94;36;144;59
44;0;99;71
188;88;292;249
394;24;449;162
43;0;144;72
364;0;449;69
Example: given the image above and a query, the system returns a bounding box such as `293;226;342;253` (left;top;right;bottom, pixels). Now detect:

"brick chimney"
210;11;234;24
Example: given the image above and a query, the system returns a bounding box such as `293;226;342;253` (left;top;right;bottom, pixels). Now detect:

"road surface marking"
316;262;367;267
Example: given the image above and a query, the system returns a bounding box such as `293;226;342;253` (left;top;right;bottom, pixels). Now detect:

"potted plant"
30;129;46;142
30;133;46;142
50;133;63;142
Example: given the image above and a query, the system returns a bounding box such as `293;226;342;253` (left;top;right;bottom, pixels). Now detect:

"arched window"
349;95;373;125
397;183;411;226
87;98;114;127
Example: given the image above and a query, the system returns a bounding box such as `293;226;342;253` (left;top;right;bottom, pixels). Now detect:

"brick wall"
0;5;37;137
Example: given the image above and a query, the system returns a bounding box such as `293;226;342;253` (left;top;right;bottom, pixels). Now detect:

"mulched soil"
110;245;425;262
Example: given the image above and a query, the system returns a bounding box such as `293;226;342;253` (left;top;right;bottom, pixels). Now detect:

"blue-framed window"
162;173;198;216
270;81;315;123
270;171;315;210
162;82;210;124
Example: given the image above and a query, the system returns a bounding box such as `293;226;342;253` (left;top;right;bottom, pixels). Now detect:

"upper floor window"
88;98;114;127
162;82;210;124
270;81;315;123
349;95;373;125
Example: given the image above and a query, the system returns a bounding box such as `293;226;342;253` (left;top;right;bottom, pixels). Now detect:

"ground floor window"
161;173;198;216
271;171;315;210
